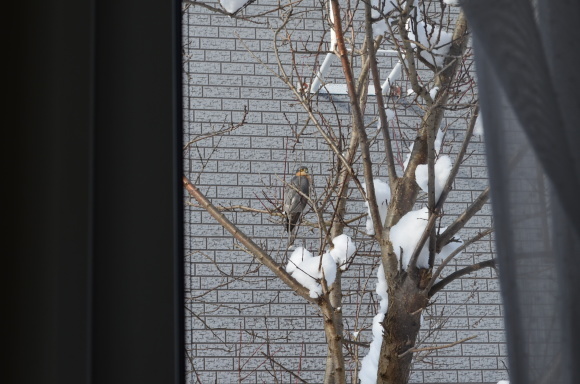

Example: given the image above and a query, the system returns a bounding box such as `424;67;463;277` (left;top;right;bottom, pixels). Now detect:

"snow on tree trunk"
377;273;429;384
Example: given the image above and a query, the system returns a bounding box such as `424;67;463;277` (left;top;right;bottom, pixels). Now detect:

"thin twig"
399;335;477;358
260;352;309;383
436;186;490;252
429;259;497;297
429;228;494;289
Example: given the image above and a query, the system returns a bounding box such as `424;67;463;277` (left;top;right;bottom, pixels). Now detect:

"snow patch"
391;207;463;269
359;312;385;383
371;0;396;36
438;234;464;261
359;262;389;384
429;86;439;99
391;207;430;268
403;142;414;171
414;155;453;203
287;241;355;297
286;247;313;274
407;20;453;68
329;234;356;270
375;262;388;312
434;128;445;154
288;252;337;298
219;0;247;14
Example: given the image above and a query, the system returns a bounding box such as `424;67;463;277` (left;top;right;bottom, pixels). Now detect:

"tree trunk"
376;272;428;384
324;272;344;384
321;300;346;384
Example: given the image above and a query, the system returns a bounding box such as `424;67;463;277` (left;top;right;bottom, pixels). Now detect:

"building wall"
183;1;508;383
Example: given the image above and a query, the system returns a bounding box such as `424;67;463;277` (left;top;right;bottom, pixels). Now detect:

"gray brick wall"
183;1;508;383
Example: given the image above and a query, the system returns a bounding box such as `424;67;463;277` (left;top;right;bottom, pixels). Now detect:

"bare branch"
396;2;429;100
260;352;309;383
398;335;477;358
436;186;490;252
407;13;471;273
426;102;438;267
183;107;248;150
429;228;494;288
406;105;480;271
343;338;370;348
429;259;497;297
436;105;479;207
365;2;398;186
330;0;382;243
183;176;316;303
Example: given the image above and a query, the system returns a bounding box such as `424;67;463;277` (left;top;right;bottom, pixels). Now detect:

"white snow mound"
391;207;463;269
288;251;337;298
286;247;313;273
329;234;356;270
415;155;453;203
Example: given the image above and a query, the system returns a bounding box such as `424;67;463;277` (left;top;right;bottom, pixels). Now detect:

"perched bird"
283;166;311;233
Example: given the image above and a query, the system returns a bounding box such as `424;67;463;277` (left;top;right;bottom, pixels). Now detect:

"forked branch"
436;186;490;252
429;258;497;297
365;1;398;185
330;0;383;242
183;176;316;303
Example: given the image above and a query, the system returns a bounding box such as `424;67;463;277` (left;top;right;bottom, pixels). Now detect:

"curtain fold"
463;1;580;383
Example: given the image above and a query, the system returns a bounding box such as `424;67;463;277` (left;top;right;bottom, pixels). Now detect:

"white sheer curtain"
463;0;580;383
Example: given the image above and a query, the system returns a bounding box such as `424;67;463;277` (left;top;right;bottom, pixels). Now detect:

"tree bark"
321;300;346;384
377;10;471;384
377;274;428;384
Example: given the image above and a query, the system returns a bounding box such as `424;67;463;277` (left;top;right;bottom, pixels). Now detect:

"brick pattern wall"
183;1;508;383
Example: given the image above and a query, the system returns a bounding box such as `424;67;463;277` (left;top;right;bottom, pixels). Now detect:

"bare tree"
183;1;497;383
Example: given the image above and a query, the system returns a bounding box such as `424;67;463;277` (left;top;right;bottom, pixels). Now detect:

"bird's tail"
284;217;293;233
284;213;299;233
284;212;300;233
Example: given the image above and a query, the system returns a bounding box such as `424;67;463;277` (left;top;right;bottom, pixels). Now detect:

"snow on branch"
391;208;463;270
406;18;453;68
183;176;316;302
415;154;452;203
285;235;356;298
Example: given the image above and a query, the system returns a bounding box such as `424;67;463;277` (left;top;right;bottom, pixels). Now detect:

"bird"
283;166;311;233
